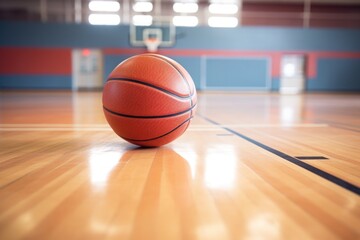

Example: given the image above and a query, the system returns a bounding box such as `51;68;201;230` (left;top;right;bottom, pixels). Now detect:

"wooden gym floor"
0;91;359;240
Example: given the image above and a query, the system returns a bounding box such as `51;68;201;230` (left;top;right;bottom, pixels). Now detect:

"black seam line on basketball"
145;54;193;95
157;55;195;116
122;117;192;142
199;115;360;196
103;104;196;119
145;54;194;107
107;78;194;100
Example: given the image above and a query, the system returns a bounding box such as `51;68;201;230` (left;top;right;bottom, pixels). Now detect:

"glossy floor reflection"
0;91;359;240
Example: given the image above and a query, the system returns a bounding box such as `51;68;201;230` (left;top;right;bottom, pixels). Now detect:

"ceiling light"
89;14;120;25
132;15;153;26
89;1;120;12
173;16;198;27
208;16;238;28
173;3;198;13
209;4;238;14
133;2;153;12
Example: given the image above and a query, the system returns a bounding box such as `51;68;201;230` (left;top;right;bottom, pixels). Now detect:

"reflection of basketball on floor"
102;53;197;147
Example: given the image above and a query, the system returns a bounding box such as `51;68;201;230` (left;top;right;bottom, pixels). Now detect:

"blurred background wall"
0;0;359;91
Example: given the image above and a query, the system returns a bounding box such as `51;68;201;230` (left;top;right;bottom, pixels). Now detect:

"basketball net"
145;38;161;52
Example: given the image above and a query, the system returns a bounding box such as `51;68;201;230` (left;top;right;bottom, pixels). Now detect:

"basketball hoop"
145;38;161;52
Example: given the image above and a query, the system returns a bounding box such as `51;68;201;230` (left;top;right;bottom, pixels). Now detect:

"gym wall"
0;21;359;91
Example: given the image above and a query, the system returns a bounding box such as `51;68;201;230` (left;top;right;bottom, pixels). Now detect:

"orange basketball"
102;54;197;147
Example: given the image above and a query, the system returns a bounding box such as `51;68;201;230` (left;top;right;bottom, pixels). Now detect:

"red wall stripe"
307;53;317;78
104;48;360;79
0;48;72;75
271;53;282;78
1;47;359;78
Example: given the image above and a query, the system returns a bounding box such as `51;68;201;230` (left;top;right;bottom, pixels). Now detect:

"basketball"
102;54;197;147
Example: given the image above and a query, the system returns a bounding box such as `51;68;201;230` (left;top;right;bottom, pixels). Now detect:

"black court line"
295;156;329;160
200;115;360;196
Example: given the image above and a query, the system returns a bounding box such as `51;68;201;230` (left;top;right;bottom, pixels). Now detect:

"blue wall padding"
205;58;269;89
307;59;360;91
0;75;72;89
271;78;280;91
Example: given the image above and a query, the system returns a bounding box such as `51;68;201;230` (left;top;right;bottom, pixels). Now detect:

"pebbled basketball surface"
102;54;197;147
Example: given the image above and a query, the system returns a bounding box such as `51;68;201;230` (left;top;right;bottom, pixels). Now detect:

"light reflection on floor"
88;148;122;187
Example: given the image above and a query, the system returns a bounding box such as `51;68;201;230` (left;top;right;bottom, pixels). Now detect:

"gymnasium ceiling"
0;0;359;28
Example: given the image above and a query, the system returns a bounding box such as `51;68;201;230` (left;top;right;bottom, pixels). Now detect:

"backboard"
130;16;176;49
